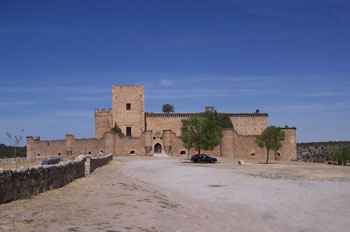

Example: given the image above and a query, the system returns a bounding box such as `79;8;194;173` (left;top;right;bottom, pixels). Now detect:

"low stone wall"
90;154;113;173
0;154;113;204
0;158;27;164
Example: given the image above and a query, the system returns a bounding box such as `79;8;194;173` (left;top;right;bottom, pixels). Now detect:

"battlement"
94;108;112;114
26;136;40;141
145;112;268;118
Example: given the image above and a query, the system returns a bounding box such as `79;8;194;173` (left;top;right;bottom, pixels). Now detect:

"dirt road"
1;157;350;232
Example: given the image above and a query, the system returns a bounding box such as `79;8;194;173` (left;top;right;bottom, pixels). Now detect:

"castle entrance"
154;143;162;153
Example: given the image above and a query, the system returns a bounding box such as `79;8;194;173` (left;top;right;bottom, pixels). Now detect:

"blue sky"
0;0;349;145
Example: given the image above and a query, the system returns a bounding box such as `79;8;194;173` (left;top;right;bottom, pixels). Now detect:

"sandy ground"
0;161;41;170
0;157;350;232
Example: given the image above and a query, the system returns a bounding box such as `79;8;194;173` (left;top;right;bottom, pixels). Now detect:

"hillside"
0;144;26;159
297;141;350;162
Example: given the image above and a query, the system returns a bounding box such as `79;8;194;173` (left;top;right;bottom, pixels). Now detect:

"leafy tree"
162;104;175;113
6;129;24;169
180;111;222;155
179;119;195;159
0;144;26;158
214;111;234;129
111;123;124;138
331;146;350;165
255;126;285;164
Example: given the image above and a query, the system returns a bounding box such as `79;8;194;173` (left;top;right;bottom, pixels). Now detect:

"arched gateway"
154;143;162;153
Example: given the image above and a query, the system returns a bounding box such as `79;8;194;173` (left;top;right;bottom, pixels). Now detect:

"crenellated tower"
94;108;112;138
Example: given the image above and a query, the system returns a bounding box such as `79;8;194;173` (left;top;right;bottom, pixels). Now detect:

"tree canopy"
331;146;350;165
180;111;229;155
162;104;175;113
255;126;285;164
214;111;234;129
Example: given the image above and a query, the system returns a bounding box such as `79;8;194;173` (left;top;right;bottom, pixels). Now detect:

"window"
58;152;61;156
277;153;281;156
130;150;135;155
126;127;132;136
250;153;256;157
126;103;131;110
180;150;186;155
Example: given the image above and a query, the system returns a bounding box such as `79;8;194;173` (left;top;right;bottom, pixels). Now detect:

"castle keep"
27;85;296;160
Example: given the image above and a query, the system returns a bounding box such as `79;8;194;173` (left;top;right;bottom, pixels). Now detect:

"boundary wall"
0;154;113;204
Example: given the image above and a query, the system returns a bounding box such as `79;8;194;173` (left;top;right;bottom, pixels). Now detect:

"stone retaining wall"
90;154;113;173
0;154;113;204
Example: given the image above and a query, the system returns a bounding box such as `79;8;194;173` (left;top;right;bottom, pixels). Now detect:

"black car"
191;154;217;163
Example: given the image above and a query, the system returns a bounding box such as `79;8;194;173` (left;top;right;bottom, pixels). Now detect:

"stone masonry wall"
94;108;112;139
27;135;106;159
112;85;145;137
0;154;113;204
145;113;268;138
90;154;113;173
115;133;147;156
0;158;85;204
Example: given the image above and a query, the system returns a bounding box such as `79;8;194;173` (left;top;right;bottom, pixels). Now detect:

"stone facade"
26;84;297;161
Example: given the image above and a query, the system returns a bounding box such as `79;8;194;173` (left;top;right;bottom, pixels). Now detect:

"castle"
26;85;296;160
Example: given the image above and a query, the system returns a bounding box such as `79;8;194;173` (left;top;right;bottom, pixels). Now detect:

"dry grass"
0;162;41;170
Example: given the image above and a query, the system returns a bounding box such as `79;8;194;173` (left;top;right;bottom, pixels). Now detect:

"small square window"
126;103;131;110
126;127;132;136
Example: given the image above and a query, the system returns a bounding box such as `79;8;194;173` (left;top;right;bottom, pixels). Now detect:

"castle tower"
94;108;112;139
112;85;145;137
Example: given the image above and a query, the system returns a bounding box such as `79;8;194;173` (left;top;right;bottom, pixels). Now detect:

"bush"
331;147;350;165
111;123;124;138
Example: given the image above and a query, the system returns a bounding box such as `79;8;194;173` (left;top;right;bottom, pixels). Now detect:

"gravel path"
120;157;350;232
1;157;349;232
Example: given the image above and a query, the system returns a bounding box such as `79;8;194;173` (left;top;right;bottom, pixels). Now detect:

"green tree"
255;126;285;164
111;123;124;138
214;111;234;129
180;111;222;156
331;147;350;165
6;129;24;169
179;118;195;159
162;104;175;113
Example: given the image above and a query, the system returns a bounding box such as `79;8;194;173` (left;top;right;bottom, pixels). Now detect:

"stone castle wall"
145;113;268;138
112;85;145;137
220;127;296;161
94;108;112;139
26;135;106;159
27;126;296;161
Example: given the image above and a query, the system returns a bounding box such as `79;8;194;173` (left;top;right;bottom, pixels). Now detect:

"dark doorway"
154;143;162;153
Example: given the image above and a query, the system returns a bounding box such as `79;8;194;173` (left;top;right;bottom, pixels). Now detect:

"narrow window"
126;103;131;110
126;127;132;136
